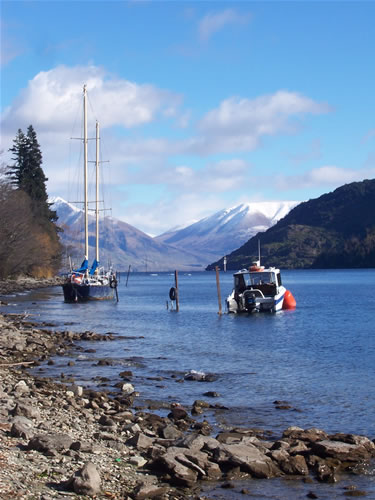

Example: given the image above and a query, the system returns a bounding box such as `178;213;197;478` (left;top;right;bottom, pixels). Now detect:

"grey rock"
312;439;374;462
127;431;154;450
12;402;40;420
28;433;74;456
282;426;328;443
315;463;338;483
133;480;169;500
161;424;182;440
211;442;281;479
66;461;101;496
151;448;198;487
279;454;309;475
11;420;34;439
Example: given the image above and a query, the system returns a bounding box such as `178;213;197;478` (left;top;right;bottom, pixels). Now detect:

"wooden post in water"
174;270;180;312
215;266;222;315
126;265;131;287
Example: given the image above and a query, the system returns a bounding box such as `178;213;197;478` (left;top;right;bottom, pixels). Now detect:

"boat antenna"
258;238;261;267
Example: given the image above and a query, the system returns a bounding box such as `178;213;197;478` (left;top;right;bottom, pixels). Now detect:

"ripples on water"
12;270;374;436
5;269;375;498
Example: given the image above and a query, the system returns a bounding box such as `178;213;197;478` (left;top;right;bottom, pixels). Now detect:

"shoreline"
0;276;64;298
1;281;375;499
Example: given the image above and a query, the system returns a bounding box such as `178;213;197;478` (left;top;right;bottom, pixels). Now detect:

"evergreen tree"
7;125;57;223
7;128;27;186
5;126;62;277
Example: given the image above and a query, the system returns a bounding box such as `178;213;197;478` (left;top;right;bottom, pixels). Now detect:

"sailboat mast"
83;85;89;263
95;120;100;265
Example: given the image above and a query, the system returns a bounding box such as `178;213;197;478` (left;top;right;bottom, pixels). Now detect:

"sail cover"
89;259;99;275
74;258;88;273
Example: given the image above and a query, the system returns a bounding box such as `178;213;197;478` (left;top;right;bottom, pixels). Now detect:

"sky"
1;1;375;236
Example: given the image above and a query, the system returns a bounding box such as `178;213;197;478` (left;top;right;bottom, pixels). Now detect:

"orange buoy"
283;290;296;309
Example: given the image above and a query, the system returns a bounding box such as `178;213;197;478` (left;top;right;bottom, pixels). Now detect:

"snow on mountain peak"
49;196;82;213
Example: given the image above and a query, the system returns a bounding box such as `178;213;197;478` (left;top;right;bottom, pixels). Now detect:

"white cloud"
1;63;336;235
198;9;251;41
1;64;183;195
1;65;181;136
187;91;331;155
276;165;375;191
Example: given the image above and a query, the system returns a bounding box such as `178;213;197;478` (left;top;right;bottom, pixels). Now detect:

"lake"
4;269;375;499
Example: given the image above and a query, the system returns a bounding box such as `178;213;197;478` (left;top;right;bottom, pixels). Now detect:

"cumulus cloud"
1;63;336;235
186;91;331;155
276;165;375;191
1;64;181;135
198;9;251;41
1;64;182;194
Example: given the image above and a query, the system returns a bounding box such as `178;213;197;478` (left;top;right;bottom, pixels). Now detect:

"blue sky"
1;1;375;236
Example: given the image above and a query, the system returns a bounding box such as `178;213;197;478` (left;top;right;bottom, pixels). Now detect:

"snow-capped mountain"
52;198;300;270
51;197;205;272
155;201;300;260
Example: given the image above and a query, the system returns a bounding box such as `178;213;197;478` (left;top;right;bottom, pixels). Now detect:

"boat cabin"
233;268;282;298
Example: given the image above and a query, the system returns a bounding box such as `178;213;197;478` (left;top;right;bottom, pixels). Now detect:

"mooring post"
126;265;131;287
215;266;222;315
174;270;179;312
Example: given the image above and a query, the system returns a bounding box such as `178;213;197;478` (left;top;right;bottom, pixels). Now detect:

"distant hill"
52;197;205;272
155;201;299;260
207;179;375;270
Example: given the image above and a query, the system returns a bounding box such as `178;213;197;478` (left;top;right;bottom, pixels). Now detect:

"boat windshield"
247;271;276;286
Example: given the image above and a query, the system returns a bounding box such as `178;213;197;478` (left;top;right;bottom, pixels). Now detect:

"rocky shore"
0;277;64;297
1;280;375;499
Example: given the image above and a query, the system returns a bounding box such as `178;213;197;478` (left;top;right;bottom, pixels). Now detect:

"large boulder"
312;438;375;462
211;442;281;478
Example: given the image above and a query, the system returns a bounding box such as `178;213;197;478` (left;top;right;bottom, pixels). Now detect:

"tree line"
0;125;62;279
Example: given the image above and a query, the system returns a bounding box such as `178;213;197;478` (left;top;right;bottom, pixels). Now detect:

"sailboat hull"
62;282;114;302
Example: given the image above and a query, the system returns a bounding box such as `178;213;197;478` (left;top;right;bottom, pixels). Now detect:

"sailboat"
62;85;118;302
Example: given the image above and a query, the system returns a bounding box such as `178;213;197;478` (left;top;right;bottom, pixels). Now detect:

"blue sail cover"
74;258;88;273
89;259;99;275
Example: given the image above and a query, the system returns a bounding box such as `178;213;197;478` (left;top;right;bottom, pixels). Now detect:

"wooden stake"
175;270;180;312
126;265;131;287
215;266;222;315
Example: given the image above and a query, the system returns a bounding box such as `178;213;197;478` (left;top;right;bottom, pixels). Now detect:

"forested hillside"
207;179;375;270
0;126;61;278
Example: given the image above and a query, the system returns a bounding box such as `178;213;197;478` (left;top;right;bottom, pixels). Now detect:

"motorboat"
226;261;296;313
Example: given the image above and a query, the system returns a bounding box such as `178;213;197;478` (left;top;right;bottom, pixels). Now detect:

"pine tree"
5;126;62;277
7;129;27;186
7;125;57;223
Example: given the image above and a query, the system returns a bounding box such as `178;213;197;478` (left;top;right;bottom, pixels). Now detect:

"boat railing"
243;288;265;299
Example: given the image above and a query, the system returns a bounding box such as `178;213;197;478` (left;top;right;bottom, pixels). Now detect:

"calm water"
3;269;375;499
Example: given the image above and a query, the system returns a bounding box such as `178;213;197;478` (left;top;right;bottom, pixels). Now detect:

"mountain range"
52;197;203;272
155;201;299;261
207;179;375;270
52;197;298;271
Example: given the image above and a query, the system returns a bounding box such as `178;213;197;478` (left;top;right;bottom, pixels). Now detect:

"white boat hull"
227;287;286;314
